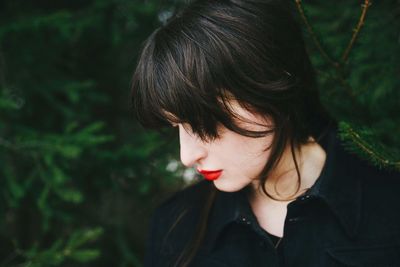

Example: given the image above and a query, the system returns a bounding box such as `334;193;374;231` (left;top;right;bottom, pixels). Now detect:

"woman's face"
174;101;274;192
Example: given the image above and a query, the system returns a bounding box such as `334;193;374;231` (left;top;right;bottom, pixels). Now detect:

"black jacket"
143;125;400;267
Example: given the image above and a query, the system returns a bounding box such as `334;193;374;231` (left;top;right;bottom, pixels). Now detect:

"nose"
178;124;207;167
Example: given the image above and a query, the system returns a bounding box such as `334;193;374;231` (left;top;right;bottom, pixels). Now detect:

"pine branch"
294;1;358;103
341;0;372;63
337;121;400;171
294;0;338;68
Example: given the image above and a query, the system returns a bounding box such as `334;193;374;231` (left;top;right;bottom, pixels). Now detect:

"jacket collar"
204;122;363;251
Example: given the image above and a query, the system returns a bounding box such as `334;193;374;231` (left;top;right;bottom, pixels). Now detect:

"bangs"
131;28;223;140
130;13;277;141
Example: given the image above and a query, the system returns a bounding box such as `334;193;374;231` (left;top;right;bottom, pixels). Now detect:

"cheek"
214;134;273;169
239;139;272;171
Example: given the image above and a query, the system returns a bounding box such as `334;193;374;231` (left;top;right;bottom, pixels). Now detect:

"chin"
213;179;248;193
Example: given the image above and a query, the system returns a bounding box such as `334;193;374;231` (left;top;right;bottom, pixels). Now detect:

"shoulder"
362;162;400;198
352;154;400;234
346;143;400;198
353;152;400;194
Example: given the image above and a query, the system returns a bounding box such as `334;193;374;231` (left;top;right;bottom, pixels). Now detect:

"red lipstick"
197;169;223;181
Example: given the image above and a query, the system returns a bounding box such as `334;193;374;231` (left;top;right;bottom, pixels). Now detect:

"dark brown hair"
131;0;334;266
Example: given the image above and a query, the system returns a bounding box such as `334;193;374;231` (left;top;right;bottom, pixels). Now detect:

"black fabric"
266;232;280;247
143;123;400;267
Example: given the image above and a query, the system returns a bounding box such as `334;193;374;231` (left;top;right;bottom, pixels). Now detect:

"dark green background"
0;1;399;266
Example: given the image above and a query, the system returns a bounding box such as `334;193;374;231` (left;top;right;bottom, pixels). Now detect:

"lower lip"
199;170;222;181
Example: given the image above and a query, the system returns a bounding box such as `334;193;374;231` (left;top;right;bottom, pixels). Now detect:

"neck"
249;137;326;203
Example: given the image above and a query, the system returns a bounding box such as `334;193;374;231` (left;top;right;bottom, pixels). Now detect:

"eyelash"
170;122;224;142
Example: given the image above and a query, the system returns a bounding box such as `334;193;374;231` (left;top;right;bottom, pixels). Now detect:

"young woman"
131;0;400;266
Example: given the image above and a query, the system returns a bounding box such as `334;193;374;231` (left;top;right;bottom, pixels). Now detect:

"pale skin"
172;100;327;238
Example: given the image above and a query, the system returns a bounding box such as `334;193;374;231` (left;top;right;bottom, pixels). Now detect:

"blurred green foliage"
0;1;183;266
0;0;399;266
300;0;400;169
